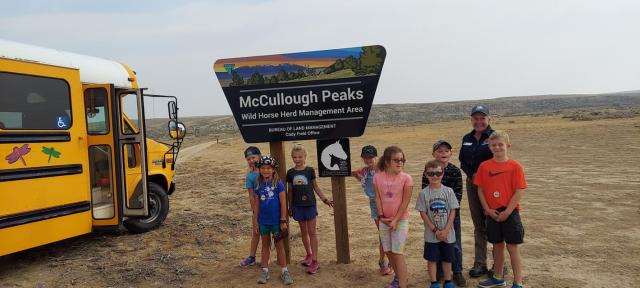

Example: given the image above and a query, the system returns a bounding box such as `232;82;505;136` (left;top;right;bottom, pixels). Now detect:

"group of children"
239;130;527;288
239;144;333;285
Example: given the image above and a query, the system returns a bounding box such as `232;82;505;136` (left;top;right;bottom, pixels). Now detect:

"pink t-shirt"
373;171;414;220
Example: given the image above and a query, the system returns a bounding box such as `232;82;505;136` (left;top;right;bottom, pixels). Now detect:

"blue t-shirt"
255;180;285;225
360;167;376;200
245;171;259;190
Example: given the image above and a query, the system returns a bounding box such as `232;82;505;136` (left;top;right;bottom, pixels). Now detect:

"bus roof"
0;39;135;88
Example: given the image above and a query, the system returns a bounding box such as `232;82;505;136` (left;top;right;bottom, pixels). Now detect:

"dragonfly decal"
42;146;62;163
5;144;31;166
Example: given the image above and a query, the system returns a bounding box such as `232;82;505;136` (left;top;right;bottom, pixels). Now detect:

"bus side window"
0;72;71;130
84;88;109;134
120;93;140;134
89;145;115;219
126;143;137;168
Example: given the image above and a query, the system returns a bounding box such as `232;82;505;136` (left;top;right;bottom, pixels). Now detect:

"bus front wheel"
124;182;170;233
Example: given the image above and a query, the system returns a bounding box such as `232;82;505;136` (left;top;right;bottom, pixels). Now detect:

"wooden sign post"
316;138;352;264
269;141;290;264
331;176;350;264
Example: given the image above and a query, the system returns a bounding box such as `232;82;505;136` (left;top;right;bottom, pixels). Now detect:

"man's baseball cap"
432;140;452;152
470;105;490;116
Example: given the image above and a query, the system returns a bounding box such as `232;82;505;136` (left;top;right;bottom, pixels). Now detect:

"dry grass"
1;113;639;287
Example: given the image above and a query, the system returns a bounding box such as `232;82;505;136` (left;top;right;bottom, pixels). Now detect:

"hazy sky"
2;0;639;116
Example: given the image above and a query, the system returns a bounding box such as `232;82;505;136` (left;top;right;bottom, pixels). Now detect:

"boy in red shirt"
474;130;527;288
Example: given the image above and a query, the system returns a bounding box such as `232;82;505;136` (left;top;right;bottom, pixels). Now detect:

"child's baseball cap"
361;145;377;158
470;104;490;116
244;146;261;159
256;156;279;168
432;140;452;152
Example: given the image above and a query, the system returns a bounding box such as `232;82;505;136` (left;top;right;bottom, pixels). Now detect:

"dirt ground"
1;113;639;287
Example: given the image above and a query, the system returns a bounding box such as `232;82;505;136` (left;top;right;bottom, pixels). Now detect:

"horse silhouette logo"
321;140;348;171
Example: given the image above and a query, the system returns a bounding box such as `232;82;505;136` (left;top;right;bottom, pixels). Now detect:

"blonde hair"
291;144;307;157
258;167;280;188
489;130;511;145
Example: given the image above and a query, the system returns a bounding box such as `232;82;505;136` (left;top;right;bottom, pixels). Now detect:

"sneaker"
378;261;394;275
307;260;319;274
300;254;312;267
386;276;399;288
478;276;506;288
240;256;256;267
281;270;294;285
488;266;509;279
257;269;270;284
511;283;524;288
430;282;440;288
444;281;456;288
453;272;467;287
469;263;488;278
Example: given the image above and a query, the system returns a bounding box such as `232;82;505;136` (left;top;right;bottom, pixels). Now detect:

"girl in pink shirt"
373;146;414;288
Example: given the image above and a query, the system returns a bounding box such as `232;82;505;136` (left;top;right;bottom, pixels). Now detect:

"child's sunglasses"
425;171;444;177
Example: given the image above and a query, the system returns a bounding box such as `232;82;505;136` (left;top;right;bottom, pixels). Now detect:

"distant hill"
367;91;640;124
167;91;640;140
215;63;309;80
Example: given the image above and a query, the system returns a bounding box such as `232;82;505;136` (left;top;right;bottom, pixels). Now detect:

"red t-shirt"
474;159;527;210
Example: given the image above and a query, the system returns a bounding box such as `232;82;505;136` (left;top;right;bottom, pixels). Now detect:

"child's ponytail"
377;146;405;172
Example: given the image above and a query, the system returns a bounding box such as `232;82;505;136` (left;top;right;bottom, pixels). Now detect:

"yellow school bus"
0;39;185;256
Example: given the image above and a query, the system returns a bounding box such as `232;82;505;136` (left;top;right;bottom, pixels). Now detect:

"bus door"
83;86;149;228
83;84;119;227
115;89;149;217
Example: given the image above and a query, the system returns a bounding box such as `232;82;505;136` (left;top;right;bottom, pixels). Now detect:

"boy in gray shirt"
416;160;460;288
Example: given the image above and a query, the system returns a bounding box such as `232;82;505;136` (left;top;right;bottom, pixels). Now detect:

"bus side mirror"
168;121;186;139
168;101;178;120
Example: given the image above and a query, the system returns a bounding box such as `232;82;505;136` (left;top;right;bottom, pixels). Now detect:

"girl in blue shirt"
253;156;293;285
240;146;261;267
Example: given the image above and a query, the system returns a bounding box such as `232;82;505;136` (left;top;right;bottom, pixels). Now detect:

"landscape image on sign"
214;46;385;87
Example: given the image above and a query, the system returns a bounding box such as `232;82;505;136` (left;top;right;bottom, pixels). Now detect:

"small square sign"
316;138;351;177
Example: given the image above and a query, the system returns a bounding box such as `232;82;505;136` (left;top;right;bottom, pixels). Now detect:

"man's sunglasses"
425;171;443;177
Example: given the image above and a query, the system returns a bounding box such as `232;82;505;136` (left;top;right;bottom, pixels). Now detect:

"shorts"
486;208;525;244
379;220;409;254
259;224;280;236
424;242;455;262
368;198;378;219
291;205;318;222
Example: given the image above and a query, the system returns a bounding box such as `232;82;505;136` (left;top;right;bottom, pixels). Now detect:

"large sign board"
316;138;351;177
214;45;386;143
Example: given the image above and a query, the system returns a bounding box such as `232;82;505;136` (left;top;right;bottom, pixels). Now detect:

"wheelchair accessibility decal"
56;115;69;129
